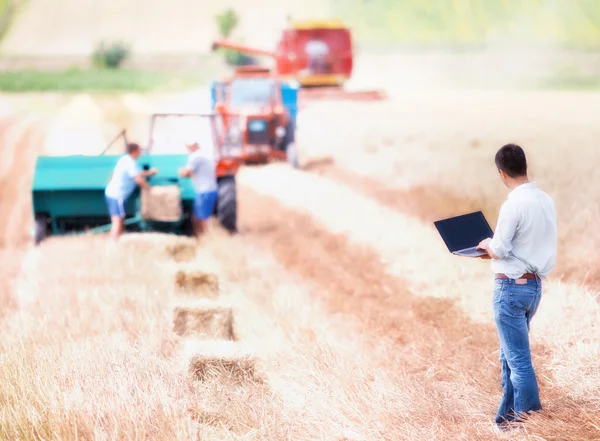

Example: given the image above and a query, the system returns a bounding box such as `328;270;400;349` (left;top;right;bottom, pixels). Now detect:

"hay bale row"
169;270;258;382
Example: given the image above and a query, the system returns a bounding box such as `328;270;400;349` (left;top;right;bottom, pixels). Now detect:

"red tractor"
210;66;300;168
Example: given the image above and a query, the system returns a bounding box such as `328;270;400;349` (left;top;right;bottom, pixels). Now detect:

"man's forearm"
178;166;192;178
477;237;500;260
485;243;500;260
135;176;150;190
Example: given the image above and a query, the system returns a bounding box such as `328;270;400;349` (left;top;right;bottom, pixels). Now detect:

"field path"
0;116;46;318
0;118;45;247
231;181;600;440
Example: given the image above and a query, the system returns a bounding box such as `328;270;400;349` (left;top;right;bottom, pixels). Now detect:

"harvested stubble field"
0;86;599;441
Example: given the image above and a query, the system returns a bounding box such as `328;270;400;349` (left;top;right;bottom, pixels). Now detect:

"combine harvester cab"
210;67;300;168
31;114;241;245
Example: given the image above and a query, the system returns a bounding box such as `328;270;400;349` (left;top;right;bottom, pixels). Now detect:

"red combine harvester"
211;19;386;104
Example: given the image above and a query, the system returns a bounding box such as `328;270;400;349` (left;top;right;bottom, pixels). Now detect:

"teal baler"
32;112;241;245
32;153;196;244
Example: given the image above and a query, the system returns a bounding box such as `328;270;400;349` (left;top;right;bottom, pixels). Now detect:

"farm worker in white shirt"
178;139;218;237
476;143;557;431
305;37;329;73
104;142;157;242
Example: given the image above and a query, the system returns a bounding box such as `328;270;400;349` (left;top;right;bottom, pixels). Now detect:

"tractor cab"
211;67;299;167
214;67;285;114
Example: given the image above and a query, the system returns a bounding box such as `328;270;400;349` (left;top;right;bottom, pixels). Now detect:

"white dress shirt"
488;182;558;279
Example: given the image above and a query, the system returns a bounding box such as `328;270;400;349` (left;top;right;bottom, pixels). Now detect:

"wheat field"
1;77;600;441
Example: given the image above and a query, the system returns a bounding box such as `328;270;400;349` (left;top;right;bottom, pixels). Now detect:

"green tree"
216;9;239;38
92;40;131;69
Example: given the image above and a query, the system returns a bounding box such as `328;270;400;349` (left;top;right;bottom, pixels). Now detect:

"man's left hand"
477;237;492;251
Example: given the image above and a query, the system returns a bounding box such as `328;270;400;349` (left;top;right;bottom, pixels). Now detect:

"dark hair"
126;142;141;154
495;143;527;178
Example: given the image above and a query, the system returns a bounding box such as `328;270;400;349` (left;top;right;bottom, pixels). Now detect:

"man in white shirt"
178;140;218;237
104;143;157;241
477;143;557;430
305;37;329;74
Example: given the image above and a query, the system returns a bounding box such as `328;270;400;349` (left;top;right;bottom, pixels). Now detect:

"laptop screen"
434;211;494;252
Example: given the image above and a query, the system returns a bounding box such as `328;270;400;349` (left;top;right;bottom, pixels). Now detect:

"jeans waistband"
495;273;537;280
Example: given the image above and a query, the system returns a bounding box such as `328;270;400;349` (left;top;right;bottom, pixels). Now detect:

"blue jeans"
493;276;543;425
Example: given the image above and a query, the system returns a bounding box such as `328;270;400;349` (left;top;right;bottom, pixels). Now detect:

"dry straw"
174;270;220;298
172;299;235;340
165;241;197;263
183;340;256;381
140;185;182;222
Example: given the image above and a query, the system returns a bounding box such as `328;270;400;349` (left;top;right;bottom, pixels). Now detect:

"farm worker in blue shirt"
104;142;157;241
178;139;218;237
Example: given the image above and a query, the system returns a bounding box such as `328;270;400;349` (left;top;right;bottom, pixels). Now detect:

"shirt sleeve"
126;158;141;178
488;200;520;259
186;154;201;172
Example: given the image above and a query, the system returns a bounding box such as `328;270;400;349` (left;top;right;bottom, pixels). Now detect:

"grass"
0;67;205;92
332;0;600;48
0;0;13;40
0;0;9;16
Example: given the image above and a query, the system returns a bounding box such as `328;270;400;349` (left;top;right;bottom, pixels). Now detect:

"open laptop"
434;211;494;257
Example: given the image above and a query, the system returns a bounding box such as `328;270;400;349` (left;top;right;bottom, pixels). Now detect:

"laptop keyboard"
457;247;484;256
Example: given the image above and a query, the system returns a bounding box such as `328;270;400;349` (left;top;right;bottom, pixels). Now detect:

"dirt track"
234;187;597;439
0;116;46;312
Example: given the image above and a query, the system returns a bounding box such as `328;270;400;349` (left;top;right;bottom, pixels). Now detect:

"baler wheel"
34;214;50;245
216;176;237;234
181;207;194;237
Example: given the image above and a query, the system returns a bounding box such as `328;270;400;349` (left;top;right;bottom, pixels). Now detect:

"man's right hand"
135;175;151;190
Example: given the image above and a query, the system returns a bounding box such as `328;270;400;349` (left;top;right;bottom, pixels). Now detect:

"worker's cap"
182;134;200;147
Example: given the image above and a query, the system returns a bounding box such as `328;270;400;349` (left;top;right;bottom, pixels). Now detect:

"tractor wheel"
286;142;299;169
283;119;299;169
34;214;50;245
216;176;237;234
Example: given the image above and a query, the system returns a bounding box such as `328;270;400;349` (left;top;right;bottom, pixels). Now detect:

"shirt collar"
508;182;537;198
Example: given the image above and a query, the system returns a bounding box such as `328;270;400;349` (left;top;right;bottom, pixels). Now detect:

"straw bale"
172;299;235;339
174;270;219;298
183;340;256;381
141;185;182;222
165;241;197;262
